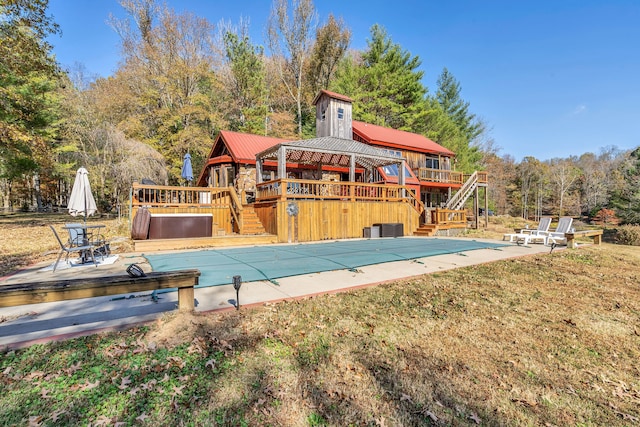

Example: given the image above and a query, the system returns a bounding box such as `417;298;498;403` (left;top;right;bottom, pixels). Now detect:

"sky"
46;0;640;162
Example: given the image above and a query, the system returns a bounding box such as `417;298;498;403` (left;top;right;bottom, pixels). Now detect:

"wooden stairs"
240;205;267;235
414;224;439;237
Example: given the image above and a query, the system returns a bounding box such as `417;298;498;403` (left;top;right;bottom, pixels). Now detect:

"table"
564;229;603;249
63;224;107;263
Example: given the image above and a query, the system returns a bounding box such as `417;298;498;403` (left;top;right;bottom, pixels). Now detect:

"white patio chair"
543;217;574;246
503;216;552;244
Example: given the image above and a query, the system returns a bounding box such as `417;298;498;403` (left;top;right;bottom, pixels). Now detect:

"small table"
63;224;107;263
564;229;603;249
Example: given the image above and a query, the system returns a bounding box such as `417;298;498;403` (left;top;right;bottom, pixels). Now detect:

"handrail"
256;178;423;212
226;186;244;233
431;208;467;226
446;171;478;210
414;168;464;185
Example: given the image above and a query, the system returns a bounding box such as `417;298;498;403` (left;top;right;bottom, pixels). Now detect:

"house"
132;90;487;249
196;90;468;210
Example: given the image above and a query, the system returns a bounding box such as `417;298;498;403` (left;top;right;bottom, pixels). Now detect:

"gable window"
337;107;344;120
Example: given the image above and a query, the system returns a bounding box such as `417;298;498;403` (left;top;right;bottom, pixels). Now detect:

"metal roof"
256;136;404;170
352;120;455;156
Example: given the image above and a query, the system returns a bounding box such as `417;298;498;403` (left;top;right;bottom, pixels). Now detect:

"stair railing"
226;187;244;234
446;171;478;211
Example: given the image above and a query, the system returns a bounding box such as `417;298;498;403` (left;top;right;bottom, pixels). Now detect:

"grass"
0;212;132;277
1;212;639;425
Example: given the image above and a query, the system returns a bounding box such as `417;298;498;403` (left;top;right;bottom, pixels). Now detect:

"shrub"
592;208;619;225
615;225;640;246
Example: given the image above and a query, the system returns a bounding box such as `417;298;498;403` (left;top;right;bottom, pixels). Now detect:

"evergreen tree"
223;28;267;135
331;24;426;132
611;148;640;224
435;67;482;143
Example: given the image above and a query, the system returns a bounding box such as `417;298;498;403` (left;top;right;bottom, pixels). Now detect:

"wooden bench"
564;230;603;249
0;269;200;311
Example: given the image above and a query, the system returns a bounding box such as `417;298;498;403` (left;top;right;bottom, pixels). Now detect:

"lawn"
1;226;639;425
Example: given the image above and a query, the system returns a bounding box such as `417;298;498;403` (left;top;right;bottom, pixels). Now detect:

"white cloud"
571;104;587;115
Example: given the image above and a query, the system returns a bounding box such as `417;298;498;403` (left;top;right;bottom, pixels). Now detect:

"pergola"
255;136;407;185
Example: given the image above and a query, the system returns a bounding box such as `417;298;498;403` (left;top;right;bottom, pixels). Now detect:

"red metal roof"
352;120;455;156
312;90;354;105
221;130;292;164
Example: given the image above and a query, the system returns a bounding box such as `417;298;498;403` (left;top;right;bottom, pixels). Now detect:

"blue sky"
47;0;640;162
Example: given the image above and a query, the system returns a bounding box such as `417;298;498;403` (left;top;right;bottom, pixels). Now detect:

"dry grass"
0;212;132;277
181;244;638;426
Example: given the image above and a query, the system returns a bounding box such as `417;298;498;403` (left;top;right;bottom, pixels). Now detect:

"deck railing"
414;168;464;184
256;179;424;214
414;168;488;186
130;183;244;234
431;208;467;226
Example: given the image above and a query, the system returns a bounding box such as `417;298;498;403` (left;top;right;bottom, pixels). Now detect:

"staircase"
240;205;267;235
413;224;438;236
445;171;479;210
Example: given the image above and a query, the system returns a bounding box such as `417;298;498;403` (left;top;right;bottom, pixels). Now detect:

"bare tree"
547;158;581;216
266;0;318;136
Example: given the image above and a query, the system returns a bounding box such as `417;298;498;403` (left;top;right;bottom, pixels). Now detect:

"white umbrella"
68;167;97;222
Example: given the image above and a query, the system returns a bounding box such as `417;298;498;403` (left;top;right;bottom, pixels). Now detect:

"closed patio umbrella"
68;167;97;222
181;153;193;185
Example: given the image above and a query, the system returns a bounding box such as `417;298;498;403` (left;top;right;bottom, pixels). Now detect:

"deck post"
278;146;287;179
349;155;355;182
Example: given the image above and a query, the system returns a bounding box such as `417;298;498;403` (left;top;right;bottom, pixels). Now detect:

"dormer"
312;90;353;139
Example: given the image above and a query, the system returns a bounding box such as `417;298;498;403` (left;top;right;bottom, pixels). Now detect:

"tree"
516;157;543;219
109;0;224;182
222;22;268;134
0;0;62;209
546;158;581;216
266;0;317;136
611;148;640;224
307;14;350;95
435;67;482;143
331;24;426;132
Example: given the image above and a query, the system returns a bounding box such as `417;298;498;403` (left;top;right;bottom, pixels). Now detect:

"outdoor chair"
50;225;97;272
65;222;85;247
542;216;574;246
503;216;552;245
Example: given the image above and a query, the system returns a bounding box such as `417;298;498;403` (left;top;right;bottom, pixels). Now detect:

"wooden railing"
414;168;464;184
431;208;467;226
414;168;488;186
131;183;244;234
256;179;424;214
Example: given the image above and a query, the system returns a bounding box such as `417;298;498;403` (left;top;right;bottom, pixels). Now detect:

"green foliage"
435;67;482;142
331;24;426;132
223;30;268;135
611;148;640;224
0;0;62;181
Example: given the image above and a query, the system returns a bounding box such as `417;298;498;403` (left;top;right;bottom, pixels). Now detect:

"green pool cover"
144;238;506;288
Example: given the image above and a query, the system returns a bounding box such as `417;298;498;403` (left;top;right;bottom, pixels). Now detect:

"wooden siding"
315;92;353;139
254;199;420;243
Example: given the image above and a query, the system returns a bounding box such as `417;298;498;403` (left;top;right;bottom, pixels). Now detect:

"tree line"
1;0;638;223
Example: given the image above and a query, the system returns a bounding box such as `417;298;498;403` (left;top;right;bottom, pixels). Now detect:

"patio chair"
503;216;552;244
50;225;97;272
65;222;85;247
543;216;574;246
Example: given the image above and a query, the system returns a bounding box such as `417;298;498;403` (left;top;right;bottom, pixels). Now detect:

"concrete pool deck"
0;237;555;349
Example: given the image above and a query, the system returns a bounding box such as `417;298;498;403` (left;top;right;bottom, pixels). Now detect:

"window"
337;107;344;120
321;108;326;121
